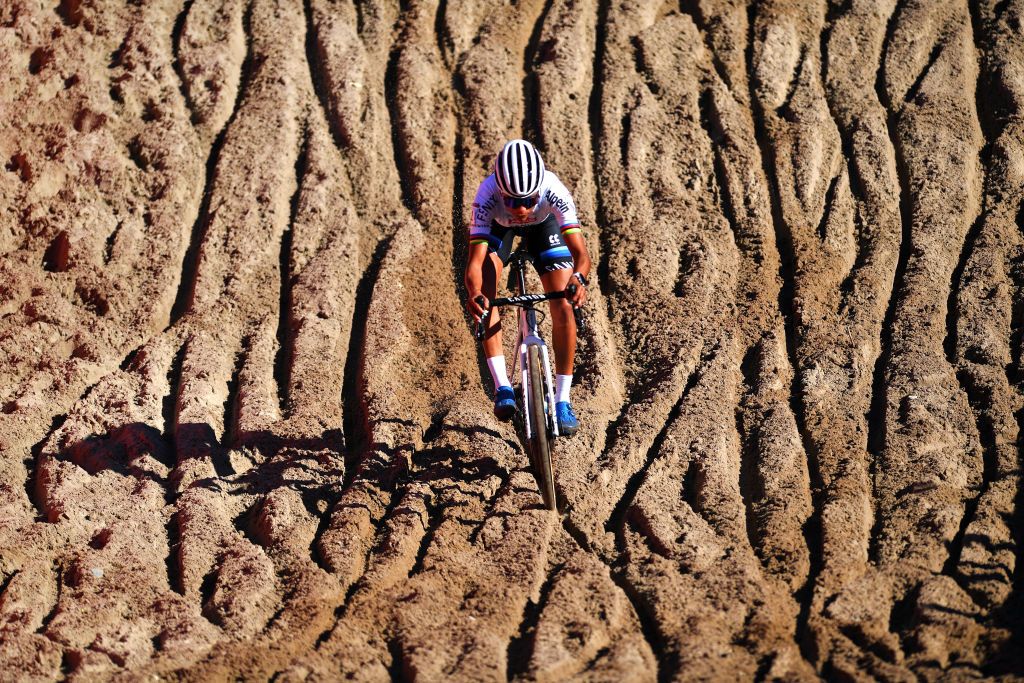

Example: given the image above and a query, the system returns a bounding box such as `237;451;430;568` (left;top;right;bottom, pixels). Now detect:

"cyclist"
464;139;592;436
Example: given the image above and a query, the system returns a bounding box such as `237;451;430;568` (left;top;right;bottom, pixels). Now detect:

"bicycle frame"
509;255;560;441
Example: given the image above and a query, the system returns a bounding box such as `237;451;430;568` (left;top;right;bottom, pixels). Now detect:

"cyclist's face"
509;205;532;220
502;192;539;219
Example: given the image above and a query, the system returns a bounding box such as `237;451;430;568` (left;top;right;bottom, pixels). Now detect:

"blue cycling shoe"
556;401;578;436
494;386;516;421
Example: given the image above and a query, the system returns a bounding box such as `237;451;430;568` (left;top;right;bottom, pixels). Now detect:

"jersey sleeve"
544;174;581;235
468;176;500;247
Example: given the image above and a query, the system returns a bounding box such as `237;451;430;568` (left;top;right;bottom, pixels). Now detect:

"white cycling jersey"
468;171;581;243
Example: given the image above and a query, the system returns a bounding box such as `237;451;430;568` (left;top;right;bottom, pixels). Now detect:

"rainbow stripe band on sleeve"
469;238;489;245
560;224;581;235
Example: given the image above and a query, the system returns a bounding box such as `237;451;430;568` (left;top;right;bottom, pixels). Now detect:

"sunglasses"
502;193;540;209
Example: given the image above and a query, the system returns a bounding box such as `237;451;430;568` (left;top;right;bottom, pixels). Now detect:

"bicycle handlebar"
475;284;586;340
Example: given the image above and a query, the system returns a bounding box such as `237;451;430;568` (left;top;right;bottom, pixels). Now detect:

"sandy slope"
0;0;1022;679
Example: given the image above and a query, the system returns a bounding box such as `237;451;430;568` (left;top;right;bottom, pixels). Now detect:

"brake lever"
474;296;489;341
573;305;586;331
563;283;586;331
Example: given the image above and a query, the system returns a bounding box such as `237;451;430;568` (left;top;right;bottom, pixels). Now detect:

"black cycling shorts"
480;215;575;273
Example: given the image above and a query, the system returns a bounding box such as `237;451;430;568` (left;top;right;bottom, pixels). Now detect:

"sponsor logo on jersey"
475;194;501;224
544;189;570;214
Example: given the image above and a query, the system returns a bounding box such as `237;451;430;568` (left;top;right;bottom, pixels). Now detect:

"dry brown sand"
1;0;1022;680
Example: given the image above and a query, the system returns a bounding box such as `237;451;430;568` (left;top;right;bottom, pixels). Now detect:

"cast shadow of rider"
46;418;523;508
46;421;343;505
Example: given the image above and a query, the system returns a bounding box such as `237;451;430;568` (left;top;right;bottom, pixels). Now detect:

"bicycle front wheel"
526;343;556;510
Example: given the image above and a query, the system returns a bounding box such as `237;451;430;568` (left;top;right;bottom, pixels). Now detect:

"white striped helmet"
493;139;545;197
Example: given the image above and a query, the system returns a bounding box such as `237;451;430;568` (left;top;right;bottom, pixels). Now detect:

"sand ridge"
0;0;1021;679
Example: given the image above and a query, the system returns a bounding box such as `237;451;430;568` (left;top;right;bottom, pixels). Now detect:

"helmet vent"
494;139;544;197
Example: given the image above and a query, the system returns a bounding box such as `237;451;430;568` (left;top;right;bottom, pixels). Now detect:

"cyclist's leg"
483;224;515;412
528;216;576;375
539;267;575;374
480;250;503;358
529;216;578;433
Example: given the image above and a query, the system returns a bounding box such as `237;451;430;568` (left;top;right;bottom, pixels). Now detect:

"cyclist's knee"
550;298;574;326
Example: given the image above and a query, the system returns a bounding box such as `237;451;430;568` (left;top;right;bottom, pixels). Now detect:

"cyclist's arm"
464;241;490;319
564;231;591;281
546;174;590;281
466;176;500;318
564;231;591;308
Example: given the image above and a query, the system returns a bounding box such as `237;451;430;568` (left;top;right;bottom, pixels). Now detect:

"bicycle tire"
526;343;557;510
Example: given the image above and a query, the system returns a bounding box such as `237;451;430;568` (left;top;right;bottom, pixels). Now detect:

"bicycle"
474;250;585;511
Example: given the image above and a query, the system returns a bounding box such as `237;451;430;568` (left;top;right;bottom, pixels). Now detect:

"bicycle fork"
518;306;560;440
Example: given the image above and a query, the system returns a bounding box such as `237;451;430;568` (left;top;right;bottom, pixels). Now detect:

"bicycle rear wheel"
526;343;556;510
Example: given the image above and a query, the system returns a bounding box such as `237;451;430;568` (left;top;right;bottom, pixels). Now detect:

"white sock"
487;355;511;391
556;374;572;403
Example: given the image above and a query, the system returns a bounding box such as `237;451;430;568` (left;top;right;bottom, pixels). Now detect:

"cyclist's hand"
567;281;587;309
467;292;489;321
